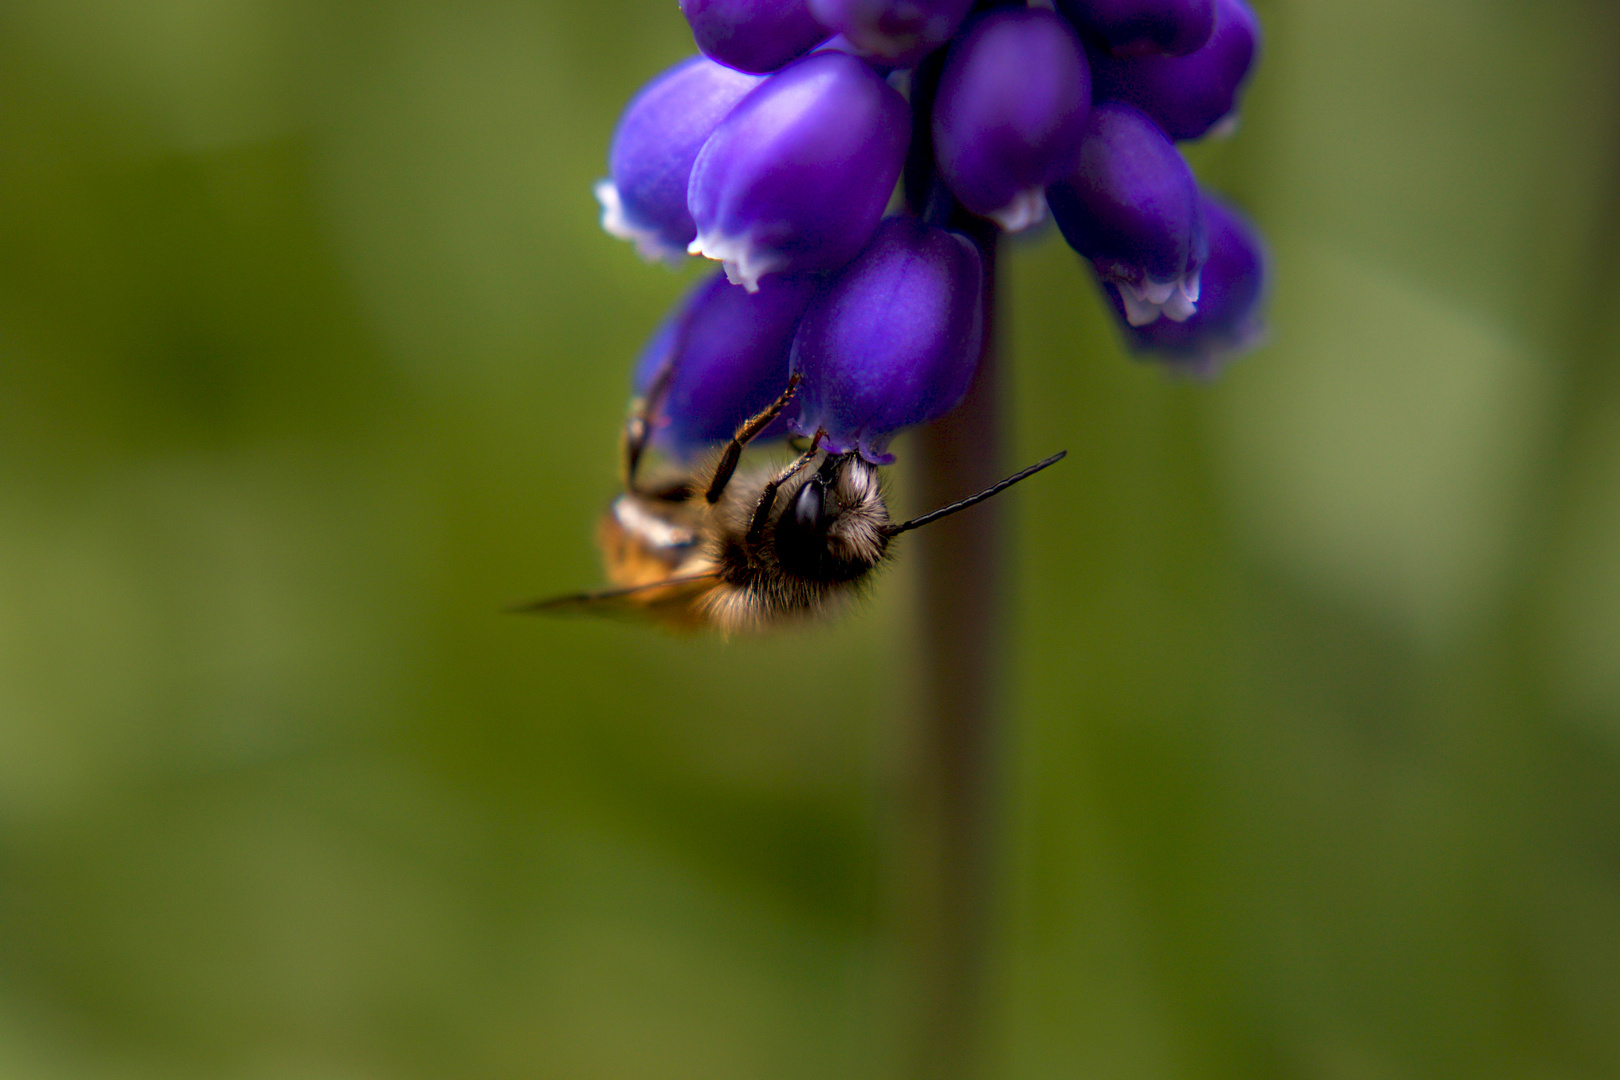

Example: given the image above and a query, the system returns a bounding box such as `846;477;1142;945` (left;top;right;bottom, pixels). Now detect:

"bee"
516;373;1065;633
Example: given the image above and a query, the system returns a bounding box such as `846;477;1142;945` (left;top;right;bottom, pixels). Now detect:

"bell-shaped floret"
597;57;763;263
932;8;1090;231
680;0;831;74
1048;103;1206;326
789;217;983;464
1054;0;1214;58
634;271;820;454
1107;192;1265;374
806;0;973;68
688;51;911;292
1090;0;1259;141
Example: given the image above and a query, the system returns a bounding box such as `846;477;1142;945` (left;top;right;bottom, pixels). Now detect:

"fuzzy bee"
517;374;1064;633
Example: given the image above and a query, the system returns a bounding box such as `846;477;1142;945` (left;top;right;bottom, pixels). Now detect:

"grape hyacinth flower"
789;216;983;462
680;0;830;73
596;56;762;263
808;0;975;67
587;1;1271;1058
1107;192;1266;374
634;270;820;453
1090;0;1260;141
1048;103;1207;325
595;0;1269;462
932;7;1091;230
687;50;910;291
1054;0;1215;58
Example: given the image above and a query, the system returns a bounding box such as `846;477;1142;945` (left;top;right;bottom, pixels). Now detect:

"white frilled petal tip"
595;179;690;266
988;188;1048;233
1205;113;1241;140
688;227;786;294
1118;269;1202;326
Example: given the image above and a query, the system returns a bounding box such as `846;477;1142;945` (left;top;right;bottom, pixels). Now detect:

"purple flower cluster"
597;0;1267;461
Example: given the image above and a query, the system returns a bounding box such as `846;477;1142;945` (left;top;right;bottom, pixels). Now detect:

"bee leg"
746;429;825;543
704;373;802;504
623;359;678;492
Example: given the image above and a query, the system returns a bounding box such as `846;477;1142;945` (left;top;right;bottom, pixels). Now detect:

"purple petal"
688;51;911;291
1054;0;1215;57
1090;0;1259;141
680;0;832;74
790;216;984;463
806;0;974;67
933;8;1091;229
634;271;820;454
597;56;763;263
1047;103;1206;326
1107;192;1266;374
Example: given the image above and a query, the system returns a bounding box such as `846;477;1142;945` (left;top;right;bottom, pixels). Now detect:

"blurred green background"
3;0;1619;1077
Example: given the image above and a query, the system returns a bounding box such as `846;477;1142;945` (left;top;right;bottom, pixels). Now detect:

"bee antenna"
885;450;1067;536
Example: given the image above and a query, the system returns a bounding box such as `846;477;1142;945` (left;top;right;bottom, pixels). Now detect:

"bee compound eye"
792;479;824;531
775;478;829;578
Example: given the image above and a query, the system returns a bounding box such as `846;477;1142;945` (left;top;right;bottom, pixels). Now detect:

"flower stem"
903;214;1004;1080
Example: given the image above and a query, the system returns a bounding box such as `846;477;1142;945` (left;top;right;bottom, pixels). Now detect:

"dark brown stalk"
901;214;1005;1080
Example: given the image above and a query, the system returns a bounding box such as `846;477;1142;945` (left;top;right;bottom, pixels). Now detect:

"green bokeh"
2;1;1618;1077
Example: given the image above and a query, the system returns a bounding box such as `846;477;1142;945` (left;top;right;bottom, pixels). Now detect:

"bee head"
773;453;891;581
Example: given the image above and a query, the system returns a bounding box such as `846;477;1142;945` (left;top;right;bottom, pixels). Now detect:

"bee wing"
507;573;721;627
